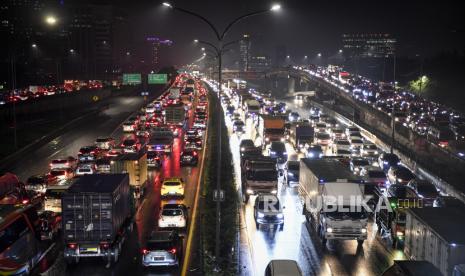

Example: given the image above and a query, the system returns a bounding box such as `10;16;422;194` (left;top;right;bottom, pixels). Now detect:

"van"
264;260;302;276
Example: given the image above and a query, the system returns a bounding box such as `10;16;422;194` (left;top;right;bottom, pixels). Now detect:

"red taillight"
193;151;198;156
169;248;176;254
22;199;29;204
68;243;77;249
100;242;110;249
49;163;53;167
141;248;148;255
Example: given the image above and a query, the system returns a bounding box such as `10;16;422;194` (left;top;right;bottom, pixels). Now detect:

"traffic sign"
148;74;168;84
123;74;142;85
213;190;225;202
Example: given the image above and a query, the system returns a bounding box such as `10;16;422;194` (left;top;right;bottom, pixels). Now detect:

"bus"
0;204;42;275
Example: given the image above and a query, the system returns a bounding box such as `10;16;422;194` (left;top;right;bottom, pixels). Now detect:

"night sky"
77;0;465;67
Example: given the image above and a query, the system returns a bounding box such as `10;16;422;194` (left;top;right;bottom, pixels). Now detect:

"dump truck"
289;122;314;151
62;174;133;265
241;156;279;203
110;151;148;200
299;158;368;245
258;115;286;147
164;103;186;127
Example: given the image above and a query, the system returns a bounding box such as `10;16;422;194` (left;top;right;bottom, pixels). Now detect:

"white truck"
299;158;368;245
404;206;465;276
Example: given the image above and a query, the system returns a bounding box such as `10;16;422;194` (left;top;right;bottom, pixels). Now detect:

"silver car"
141;231;182;267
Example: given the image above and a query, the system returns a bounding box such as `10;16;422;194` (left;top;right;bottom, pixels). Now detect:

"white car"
360;166;389;189
314;122;327;133
75;164;95;176
193;120;206;129
95;137;115;150
50;157;77;170
350;138;364;151
161;178;185;198
158;204;188;230
361;142;379;157
345;126;360;137
123;122;135;132
145;104;155;113
333;139;351;152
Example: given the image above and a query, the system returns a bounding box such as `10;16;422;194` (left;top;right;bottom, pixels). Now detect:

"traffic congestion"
206;76;464;275
0;74;209;275
297;65;465;158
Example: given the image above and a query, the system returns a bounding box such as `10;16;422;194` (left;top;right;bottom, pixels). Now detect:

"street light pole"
163;2;280;271
390;53;396;153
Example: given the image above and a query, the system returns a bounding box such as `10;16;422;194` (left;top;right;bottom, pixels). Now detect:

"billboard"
148;74;168;84
123;74;142;85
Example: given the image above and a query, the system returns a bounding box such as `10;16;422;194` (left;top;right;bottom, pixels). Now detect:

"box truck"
299;158;368;245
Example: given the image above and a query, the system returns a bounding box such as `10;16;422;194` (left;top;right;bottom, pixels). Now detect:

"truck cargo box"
109;151;147;189
62;174;130;243
404;206;465;276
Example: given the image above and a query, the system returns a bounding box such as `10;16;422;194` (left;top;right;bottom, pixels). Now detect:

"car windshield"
288;163;299;171
52;160;68;164
50;170;65;176
45;189;66;198
271;143;285;151
352;159;369;166
146;241;174;251
316;133;330;139
368;171;386;178
162;209;182;216
333;129;343;133
265;129;284;135
164;181;180;186
417;185;439;196
397;168;414;178
325;208;368;220
337;141;350;145
123;140;135;146
352;139;363;143
246;171;278;181
96;138;110;142
257;200;281;211
27;177;45;184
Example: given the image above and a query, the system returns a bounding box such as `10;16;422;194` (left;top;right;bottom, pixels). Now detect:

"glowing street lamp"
271;4;281;11
339;49;343;53
32;44;37;48
162;2;172;8
317;53;322;57
45;16;57;25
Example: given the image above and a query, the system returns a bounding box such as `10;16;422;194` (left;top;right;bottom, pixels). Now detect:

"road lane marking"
181;94;209;276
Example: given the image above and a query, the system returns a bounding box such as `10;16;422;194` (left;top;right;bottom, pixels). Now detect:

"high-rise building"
249;55;271;72
274;45;287;67
146;37;173;72
239;34;251;72
342;33;396;58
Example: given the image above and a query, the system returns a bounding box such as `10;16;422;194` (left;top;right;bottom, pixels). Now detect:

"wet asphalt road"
8;87;206;276
224;94;407;276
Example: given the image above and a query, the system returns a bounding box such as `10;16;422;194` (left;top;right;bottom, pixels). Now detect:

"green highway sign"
148;74;168;84
123;74;142;85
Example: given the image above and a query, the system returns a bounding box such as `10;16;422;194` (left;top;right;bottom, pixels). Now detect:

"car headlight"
265;137;270;142
246;189;254;194
308;152;314;158
361;228;367;233
241;147;245;152
270;151;276;155
383;161;388;165
271;190;278;194
396;231;404;236
257;212;265;218
354;167;359;172
374;151;378;154
276;213;284;219
280;137;285;142
397;178;403;183
319;153;323;158
288;172;294;177
326;227;333;233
